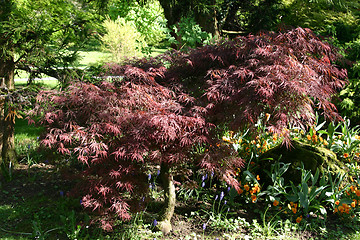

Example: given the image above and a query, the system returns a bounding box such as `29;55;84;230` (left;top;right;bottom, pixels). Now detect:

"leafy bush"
108;0;167;46
101;17;145;63
170;15;213;49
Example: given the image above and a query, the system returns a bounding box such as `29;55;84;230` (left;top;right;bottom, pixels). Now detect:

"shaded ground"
0;164;356;239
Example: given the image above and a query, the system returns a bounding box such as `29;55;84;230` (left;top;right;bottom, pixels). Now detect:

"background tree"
32;27;347;232
0;0;103;166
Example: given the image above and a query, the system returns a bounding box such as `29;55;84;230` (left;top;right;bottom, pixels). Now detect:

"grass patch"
15;119;43;141
14;78;58;89
77;51;112;67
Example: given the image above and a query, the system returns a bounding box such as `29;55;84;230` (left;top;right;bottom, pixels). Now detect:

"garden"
1;0;360;239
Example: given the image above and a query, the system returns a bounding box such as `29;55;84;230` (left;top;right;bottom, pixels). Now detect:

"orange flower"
251;195;257;202
244;184;250;191
238;188;243;194
292;207;297;214
356;190;360;197
273;200;279;206
335;200;340;205
252;184;260;193
307;135;311;140
338;206;344;212
265;113;271;121
256;175;260;180
296;216;302;223
344;153;349;158
351;201;356;208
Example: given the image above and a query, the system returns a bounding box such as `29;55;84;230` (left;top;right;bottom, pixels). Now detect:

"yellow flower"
351;201;356;208
273;200;279;206
323;140;328;146
252;184;260;193
296;216;302;223
222;136;230;142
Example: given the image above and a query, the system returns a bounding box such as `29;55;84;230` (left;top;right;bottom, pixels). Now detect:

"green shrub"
108;0;167;46
101;17;145;63
170;15;213;49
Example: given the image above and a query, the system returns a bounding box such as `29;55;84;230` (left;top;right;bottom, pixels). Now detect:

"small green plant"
287;166;328;217
170;15;213;49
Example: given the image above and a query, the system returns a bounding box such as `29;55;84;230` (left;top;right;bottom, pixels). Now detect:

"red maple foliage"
161;27;347;138
30;27;347;230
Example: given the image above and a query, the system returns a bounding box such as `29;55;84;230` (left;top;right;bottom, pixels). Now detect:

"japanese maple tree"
30;27;347;232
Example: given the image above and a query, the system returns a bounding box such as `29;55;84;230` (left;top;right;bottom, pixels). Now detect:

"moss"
258;140;347;185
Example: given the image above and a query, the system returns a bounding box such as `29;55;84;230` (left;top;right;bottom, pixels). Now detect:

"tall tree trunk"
0;77;5;165
0;56;16;165
157;162;176;235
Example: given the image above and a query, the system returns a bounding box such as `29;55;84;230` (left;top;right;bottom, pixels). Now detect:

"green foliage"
287;167;328;215
171;15;213;49
101;17;145;62
282;0;360;42
107;0;167;46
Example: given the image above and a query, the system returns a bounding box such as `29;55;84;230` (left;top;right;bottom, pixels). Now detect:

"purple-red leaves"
31;27;347;229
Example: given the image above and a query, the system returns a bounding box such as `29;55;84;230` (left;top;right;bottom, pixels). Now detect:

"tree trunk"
0;78;5;165
0;56;16;166
157;162;176;235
